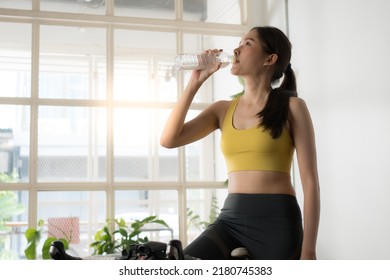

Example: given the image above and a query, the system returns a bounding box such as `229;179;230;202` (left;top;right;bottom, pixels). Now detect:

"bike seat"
231;247;252;259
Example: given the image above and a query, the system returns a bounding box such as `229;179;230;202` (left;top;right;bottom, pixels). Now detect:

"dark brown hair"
251;26;298;138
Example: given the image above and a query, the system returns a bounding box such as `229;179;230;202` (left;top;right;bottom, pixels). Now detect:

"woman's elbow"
160;136;176;149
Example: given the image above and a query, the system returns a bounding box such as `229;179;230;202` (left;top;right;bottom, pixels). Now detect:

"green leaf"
24;228;41;260
93;228;103;240
115;218;127;228
144;215;157;222
128;229;141;239
131;221;141;230
118;228;128;237
152;219;169;228
138;236;149;243
41;237;57;259
37;219;45;227
230;90;244;99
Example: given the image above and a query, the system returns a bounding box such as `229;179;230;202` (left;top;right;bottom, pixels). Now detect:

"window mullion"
176;0;183;21
106;24;115;223
27;20;39;229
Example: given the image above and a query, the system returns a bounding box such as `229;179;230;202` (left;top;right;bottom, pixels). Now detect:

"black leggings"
183;193;303;260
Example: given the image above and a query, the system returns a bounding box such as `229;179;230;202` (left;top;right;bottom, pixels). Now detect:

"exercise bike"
49;239;252;260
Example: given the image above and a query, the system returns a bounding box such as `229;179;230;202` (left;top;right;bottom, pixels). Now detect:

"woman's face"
230;29;271;77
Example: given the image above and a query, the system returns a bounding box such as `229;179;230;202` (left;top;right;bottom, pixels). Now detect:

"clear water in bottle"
174;52;233;71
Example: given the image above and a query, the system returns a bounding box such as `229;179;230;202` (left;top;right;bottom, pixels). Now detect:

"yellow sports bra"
220;97;294;174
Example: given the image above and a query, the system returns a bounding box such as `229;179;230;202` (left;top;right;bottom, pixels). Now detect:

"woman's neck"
242;77;272;105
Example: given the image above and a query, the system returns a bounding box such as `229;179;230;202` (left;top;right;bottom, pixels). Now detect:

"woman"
160;26;320;260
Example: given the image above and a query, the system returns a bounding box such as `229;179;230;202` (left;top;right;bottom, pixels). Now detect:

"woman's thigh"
183;221;241;260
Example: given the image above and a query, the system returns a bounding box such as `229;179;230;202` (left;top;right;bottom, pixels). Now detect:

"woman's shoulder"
289;96;308;110
209;99;235;129
210;99;234;111
288;96;312;124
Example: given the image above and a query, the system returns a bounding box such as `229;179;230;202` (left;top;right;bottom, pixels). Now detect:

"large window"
0;0;251;259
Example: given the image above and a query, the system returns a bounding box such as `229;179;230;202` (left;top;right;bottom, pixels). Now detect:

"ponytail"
279;63;297;94
257;64;298;139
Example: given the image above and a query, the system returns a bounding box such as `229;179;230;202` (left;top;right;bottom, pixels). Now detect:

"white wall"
287;0;390;259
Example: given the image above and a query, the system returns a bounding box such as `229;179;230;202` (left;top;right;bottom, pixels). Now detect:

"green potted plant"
90;215;170;255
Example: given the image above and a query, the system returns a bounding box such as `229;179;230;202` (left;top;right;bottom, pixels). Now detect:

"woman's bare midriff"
227;170;296;196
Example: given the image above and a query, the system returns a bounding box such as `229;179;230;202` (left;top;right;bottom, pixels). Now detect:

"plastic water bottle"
174;52;233;71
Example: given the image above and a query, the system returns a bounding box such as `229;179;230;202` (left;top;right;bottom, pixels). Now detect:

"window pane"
0;190;28;260
40;25;106;100
185;137;215;181
183;111;213;181
182;110;227;182
183;0;242;24
114;29;176;102
115;190;179;243
0;105;30;182
115;0;175;20
186;188;227;243
37;191;106;258
114;108;177;181
37;106;106;182
0;0;31;9
0;22;31;98
40;0;106;15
